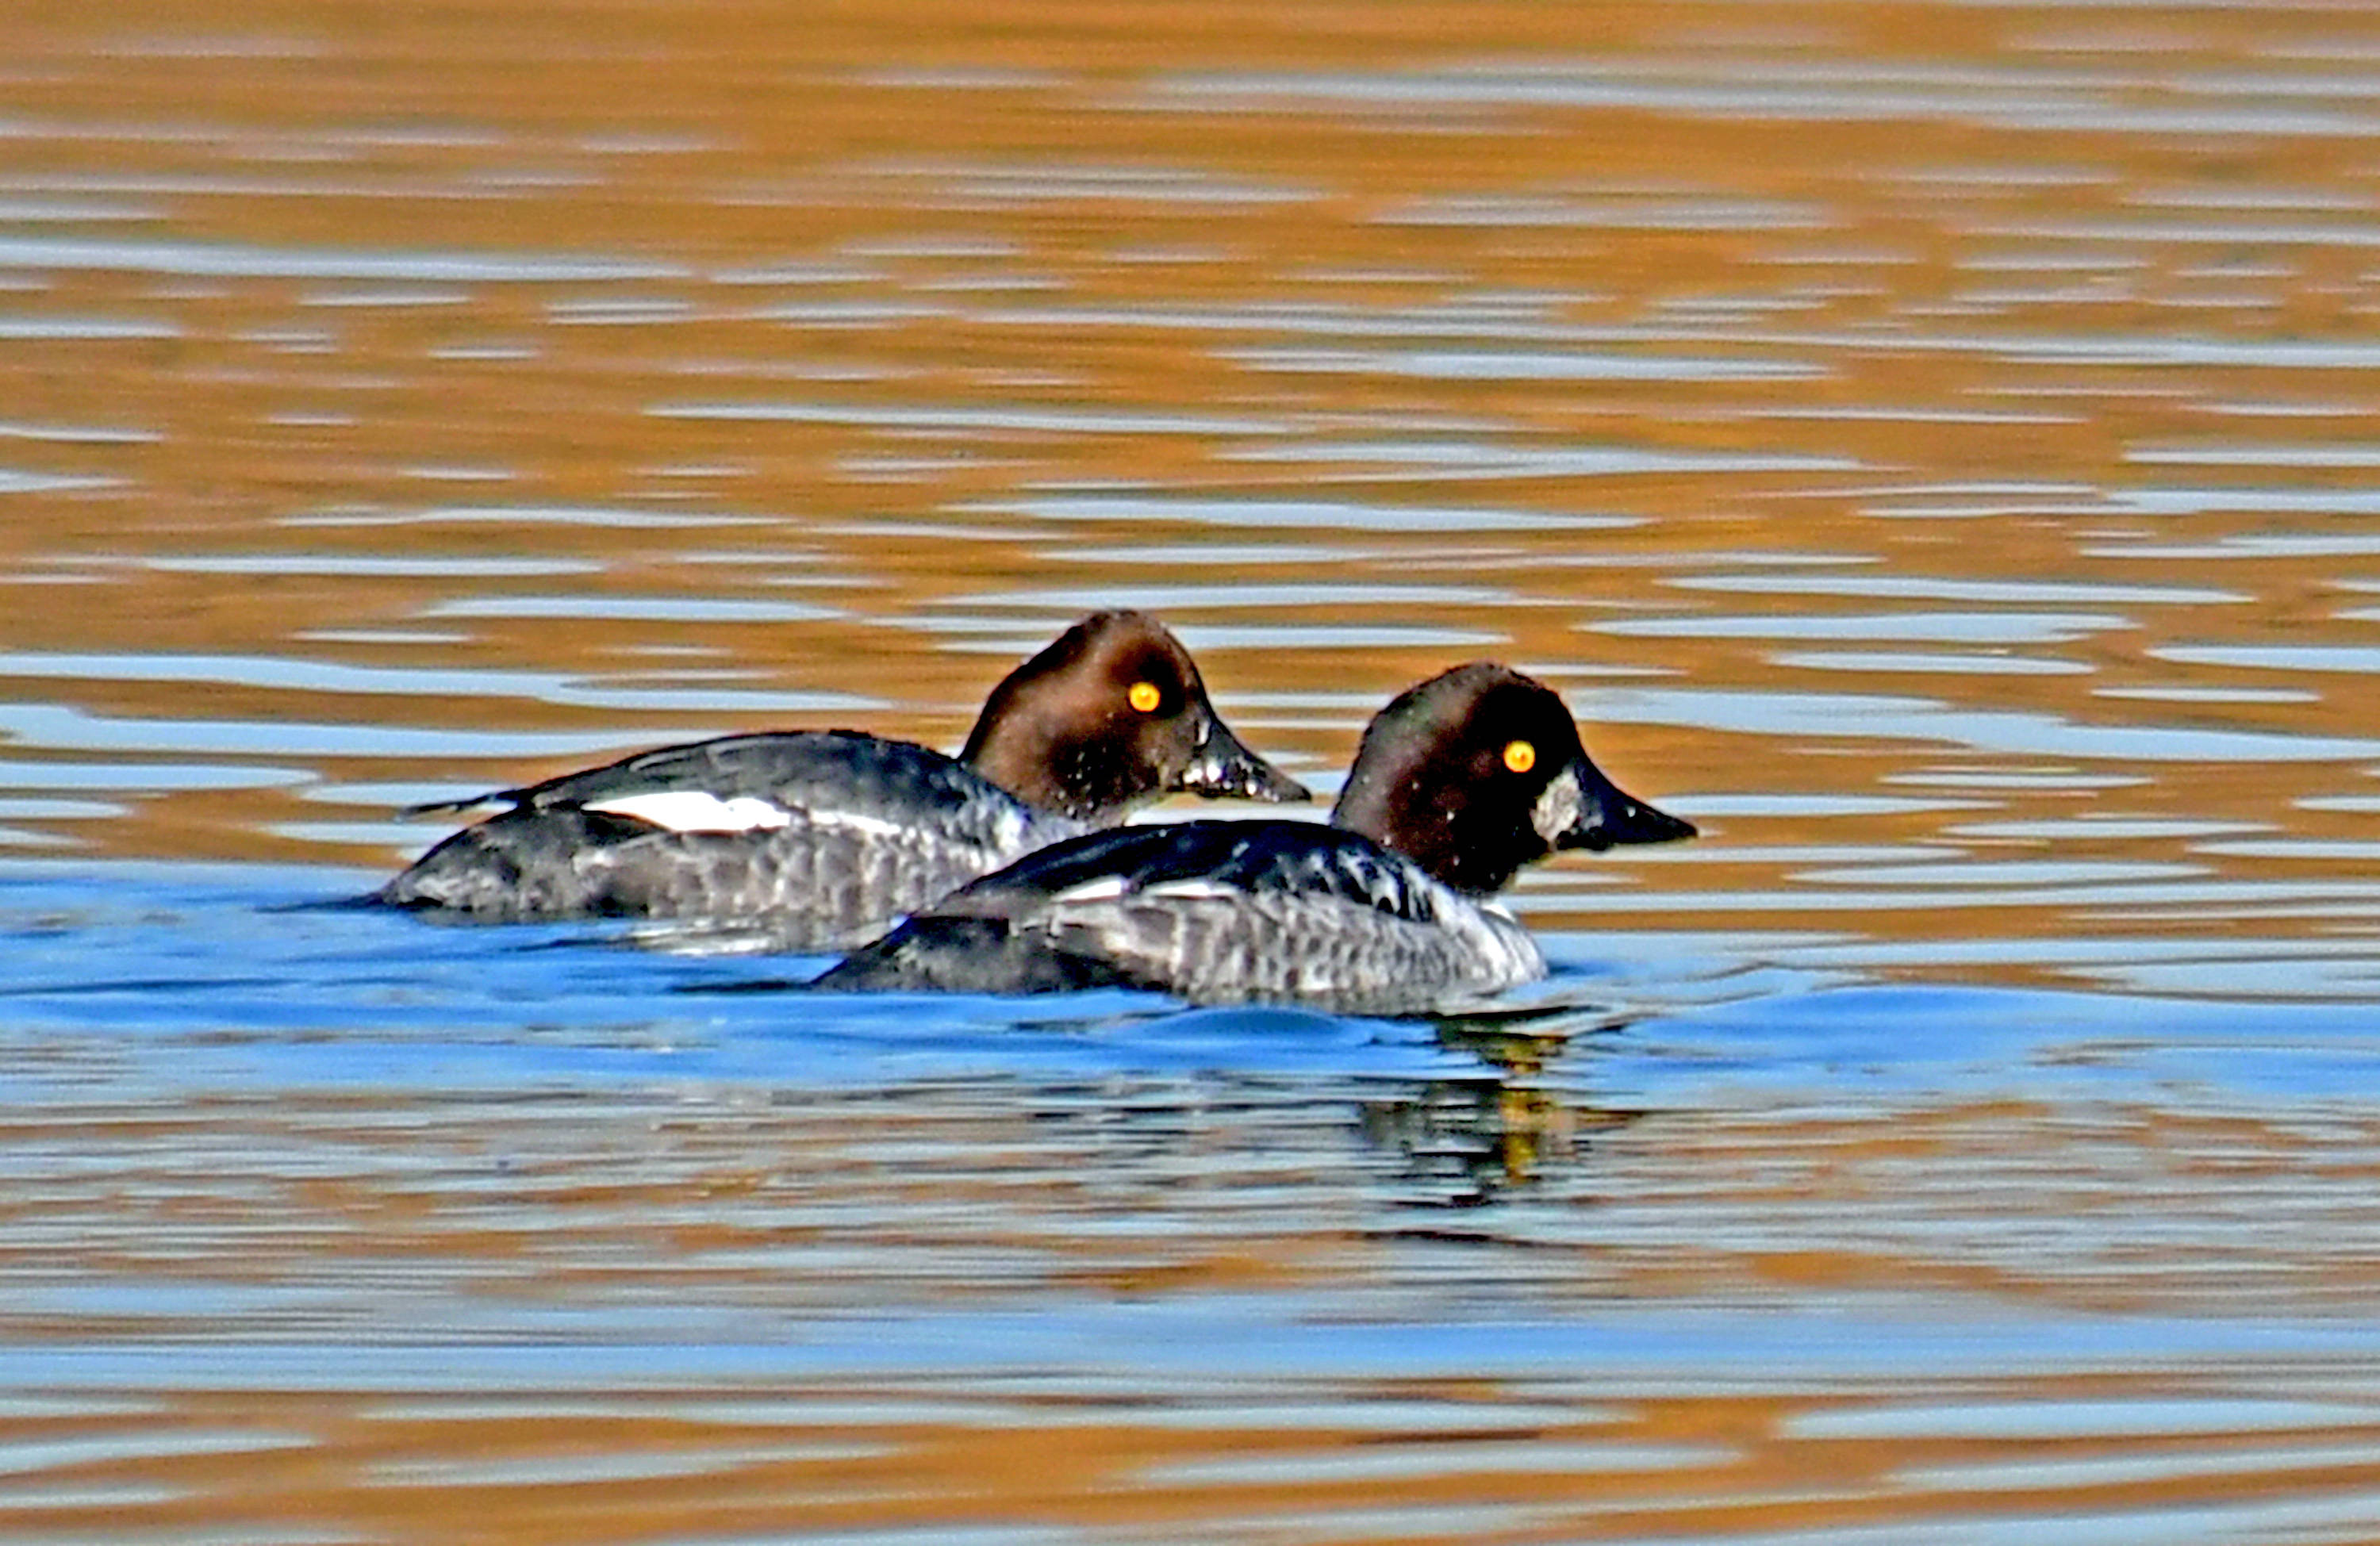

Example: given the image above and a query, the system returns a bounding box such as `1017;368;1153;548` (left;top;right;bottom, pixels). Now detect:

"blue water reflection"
10;861;2378;1111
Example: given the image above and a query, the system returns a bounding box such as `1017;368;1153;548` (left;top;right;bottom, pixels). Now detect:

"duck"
812;662;1695;1013
372;611;1309;949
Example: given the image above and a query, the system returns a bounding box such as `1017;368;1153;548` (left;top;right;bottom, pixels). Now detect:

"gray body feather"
378;732;1087;950
819;821;1545;1013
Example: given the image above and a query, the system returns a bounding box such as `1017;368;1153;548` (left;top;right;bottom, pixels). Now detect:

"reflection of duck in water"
1365;1008;1644;1206
372;612;1307;949
820;663;1695;1015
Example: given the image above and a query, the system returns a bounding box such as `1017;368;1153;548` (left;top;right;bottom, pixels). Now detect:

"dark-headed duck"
814;662;1693;1013
374;611;1307;948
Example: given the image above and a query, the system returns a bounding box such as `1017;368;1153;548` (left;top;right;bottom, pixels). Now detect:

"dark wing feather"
422;731;1026;839
815;819;1457;997
929;819;1446;926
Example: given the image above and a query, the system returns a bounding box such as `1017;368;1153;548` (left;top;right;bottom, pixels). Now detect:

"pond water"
7;0;2380;1540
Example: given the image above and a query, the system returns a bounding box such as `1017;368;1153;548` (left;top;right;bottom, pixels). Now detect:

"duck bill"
1177;717;1311;804
1545;761;1696;852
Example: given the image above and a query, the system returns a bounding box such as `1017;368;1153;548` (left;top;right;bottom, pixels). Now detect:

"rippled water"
9;0;2380;1540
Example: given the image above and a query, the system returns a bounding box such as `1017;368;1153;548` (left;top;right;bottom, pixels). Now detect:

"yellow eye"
1502;739;1537;773
1127;681;1163;714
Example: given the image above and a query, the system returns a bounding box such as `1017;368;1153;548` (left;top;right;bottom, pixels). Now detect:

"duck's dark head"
962;611;1310;821
1330;662;1695;895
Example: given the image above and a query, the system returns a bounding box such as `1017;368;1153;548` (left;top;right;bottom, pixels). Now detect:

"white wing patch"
1050;875;1131;904
1139;879;1245;902
585;792;795;834
804;807;907;841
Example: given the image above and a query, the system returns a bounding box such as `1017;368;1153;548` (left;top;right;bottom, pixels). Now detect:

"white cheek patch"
1530;774;1583;846
585;792;794;834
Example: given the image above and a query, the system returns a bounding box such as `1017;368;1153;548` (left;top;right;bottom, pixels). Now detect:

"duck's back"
378;731;1084;948
818;819;1545;1013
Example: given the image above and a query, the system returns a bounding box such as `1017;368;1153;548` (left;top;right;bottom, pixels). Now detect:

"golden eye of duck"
1502;739;1536;773
1127;681;1163;714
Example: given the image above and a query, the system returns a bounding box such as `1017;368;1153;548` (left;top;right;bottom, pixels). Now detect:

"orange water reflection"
10;0;2380;1538
9;0;2380;976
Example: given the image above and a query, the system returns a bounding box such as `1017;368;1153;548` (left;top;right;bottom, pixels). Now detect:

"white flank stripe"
585;791;793;834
